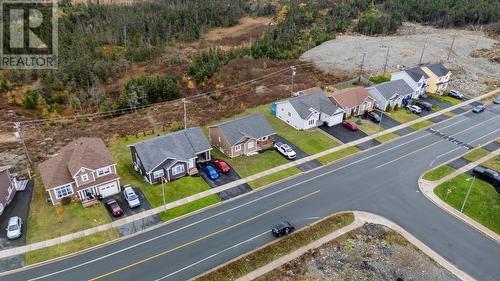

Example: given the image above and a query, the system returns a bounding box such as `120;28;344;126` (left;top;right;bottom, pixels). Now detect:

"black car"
271;221;295;237
415;101;433;111
366;111;381;123
473;166;499;186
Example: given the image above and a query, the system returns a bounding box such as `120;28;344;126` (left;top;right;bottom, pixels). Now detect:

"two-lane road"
4;103;500;281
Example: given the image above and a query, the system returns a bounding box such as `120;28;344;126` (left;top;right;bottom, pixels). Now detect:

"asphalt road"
3;103;500;281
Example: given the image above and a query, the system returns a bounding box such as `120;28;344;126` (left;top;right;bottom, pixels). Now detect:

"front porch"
257;138;274;151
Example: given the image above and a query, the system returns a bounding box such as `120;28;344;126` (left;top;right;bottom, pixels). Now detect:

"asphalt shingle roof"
212;113;275;146
131;127;211;173
330;87;373;109
287;90;341;120
372;79;414;100
425;64;450;77
405;67;429;82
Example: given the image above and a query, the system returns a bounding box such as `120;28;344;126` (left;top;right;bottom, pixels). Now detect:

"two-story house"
0;166;16;216
391;66;429;97
421;64;451;94
39;138;121;207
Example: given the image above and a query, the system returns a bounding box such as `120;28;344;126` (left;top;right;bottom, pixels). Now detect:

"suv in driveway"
366;112;381;123
407;104;422;114
6;216;22;240
415;101;432;111
274;142;297;159
123;185;141;208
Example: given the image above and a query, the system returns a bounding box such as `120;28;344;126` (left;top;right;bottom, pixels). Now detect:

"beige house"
329;87;375;118
421;64;451;94
39;138;121;207
209;113;275;158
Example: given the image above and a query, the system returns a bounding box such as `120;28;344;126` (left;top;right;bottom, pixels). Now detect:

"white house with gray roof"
391;66;429;97
367;79;415;111
209;113;275;158
274;87;344;130
129;128;212;184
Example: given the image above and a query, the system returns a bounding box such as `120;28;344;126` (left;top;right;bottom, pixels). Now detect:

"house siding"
167;162;188;181
74;168;95;187
149;159;188;183
421;67;451;94
276;102;308;130
209;127;233;157
130;146;148;177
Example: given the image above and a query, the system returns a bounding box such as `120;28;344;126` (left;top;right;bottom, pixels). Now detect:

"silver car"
123;185;140;208
6;216;22;240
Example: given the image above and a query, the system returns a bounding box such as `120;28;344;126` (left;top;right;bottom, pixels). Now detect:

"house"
366;79;415;111
421;64;451;94
329;87;375;118
391;66;429;97
275;87;344;130
130;128;212;184
0;167;16;216
39;138;121;207
209;113;275;157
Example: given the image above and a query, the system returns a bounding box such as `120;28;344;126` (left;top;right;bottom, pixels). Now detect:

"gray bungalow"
130;128;212;184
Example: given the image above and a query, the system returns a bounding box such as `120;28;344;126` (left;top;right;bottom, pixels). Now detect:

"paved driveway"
198;162;251;201
421;96;453;109
274;135;322;172
319;123;368;144
374;111;415;136
483;141;500;152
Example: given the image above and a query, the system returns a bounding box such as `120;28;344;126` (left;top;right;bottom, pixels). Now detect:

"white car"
407;104;422;114
123;185;141;208
6;216;22;240
274;142;297;159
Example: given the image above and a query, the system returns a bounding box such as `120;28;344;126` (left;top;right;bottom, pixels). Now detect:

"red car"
105;199;124;217
342;120;358;131
213;159;231;174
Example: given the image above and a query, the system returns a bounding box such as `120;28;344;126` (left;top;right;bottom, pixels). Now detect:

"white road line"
23;112;482;280
154;231;269;281
435;128;500;160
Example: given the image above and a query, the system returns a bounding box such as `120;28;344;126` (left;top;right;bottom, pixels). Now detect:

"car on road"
472;105;485;113
342;120;358;131
213;159;231;174
203;165;220;180
407;104;422;114
366;111;381;123
6;216;22;240
493;97;500;104
274;142;296;159
105;199;124;217
473;166;499;186
123;185;141;208
415;101;433;111
448;90;464;99
271;221;295;237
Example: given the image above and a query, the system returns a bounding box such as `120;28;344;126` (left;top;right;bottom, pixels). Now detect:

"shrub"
23;90;39;109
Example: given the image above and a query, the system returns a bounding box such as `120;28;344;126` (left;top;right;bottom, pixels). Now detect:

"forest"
1;0;498;116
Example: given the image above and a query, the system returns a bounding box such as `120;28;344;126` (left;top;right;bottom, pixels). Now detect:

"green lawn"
423;165;455;181
159;195;220;221
248;167;302;189
352;118;383;135
375;132;399;143
481;156;500;171
410;120;434;131
317;147;360;165
386;108;420;124
434;174;500;234
428;93;461;105
462;148;490;162
369;74;391;84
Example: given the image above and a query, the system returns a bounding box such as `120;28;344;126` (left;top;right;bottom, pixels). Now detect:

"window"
55;184;73;199
97;167;111;177
171;164;185;175
259;136;268;141
234;144;241;152
308;119;315;126
218;136;221;142
153;170;164;179
247;141;254;149
81;174;89;182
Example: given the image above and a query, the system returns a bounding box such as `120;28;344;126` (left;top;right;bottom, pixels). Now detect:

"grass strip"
196;213;354;281
317;147;360;165
423;165;455;181
248;167;302;189
462;148;490;162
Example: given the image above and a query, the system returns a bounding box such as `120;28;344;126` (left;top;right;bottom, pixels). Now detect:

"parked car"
473;166;499;186
203;165;220;180
342;120;358;131
366;111;381;123
213;159;231;174
6;216;22;240
448;90;464;99
123;185;140;208
271;221;295;237
415;101;433;111
493;97;500;104
472;105;485;113
407;105;422;114
105;199;124;217
274;142;297;159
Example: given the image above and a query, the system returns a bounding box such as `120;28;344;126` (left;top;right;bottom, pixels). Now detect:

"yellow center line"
88;189;321;281
376;114;500;169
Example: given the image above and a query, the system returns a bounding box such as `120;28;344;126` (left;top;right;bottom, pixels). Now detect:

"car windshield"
285;148;293;153
128;193;138;200
8;225;18;231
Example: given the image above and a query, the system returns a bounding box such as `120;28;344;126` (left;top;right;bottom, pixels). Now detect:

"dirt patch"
301;23;500;96
257;224;459;281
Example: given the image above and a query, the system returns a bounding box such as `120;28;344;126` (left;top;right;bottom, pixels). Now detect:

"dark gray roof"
372;79;414;100
131;127;211;172
287;92;341;120
212;113;275;146
425;64;450;77
405;67;429;82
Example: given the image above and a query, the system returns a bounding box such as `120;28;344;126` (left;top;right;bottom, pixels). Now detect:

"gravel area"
301;23;499;96
257;224;460;281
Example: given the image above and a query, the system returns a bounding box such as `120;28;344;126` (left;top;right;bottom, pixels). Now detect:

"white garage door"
98;182;119;198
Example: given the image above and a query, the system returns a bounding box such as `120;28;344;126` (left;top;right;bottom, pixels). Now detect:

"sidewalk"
235;211;474;281
418;148;500;243
0;88;497;260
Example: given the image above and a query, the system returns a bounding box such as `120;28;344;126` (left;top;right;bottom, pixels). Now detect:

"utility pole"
460;176;475;213
473;26;482;52
447;32;457;61
419;37;428;65
383;46;390;75
14;122;32;167
183;99;187;129
161;176;167;213
359;52;366;81
290;66;296;97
